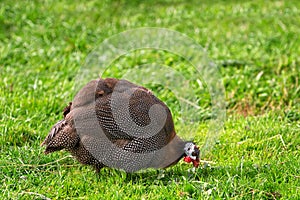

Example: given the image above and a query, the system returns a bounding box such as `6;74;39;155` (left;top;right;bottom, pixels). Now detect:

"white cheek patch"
184;142;197;160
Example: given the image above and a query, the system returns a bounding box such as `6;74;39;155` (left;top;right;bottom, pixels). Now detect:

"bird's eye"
187;148;190;151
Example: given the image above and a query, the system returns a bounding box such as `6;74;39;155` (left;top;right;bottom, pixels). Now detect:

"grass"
1;0;299;199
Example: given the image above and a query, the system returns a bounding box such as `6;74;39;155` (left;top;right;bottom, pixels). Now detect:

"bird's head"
183;142;200;168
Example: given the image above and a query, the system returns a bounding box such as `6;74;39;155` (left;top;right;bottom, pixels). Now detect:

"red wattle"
183;156;192;163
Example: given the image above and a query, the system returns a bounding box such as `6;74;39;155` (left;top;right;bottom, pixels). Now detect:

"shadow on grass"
94;162;263;185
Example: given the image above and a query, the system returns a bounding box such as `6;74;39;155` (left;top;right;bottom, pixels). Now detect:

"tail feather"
63;102;72;118
40;120;66;147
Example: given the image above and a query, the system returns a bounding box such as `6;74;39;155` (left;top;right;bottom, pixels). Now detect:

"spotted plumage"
41;78;200;173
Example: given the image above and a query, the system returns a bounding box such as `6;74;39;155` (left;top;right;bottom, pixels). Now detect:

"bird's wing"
94;79;176;143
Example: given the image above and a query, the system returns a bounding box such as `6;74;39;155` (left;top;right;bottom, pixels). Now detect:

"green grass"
1;0;299;199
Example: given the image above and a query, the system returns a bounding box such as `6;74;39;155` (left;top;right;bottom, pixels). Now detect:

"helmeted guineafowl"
41;78;200;172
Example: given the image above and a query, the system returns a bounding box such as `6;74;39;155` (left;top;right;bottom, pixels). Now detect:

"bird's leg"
94;164;104;174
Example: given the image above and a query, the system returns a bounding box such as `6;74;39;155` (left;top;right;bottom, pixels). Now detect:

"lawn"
1;0;299;199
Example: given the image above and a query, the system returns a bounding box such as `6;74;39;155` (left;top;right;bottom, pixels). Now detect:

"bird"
41;78;200;173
